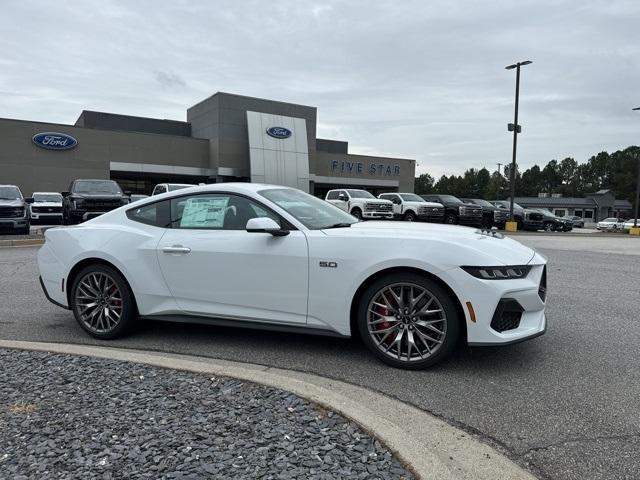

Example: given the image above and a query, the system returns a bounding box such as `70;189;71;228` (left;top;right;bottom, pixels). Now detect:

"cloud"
153;70;187;89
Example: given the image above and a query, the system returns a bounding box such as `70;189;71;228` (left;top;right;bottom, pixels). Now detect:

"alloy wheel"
74;272;123;333
366;282;447;362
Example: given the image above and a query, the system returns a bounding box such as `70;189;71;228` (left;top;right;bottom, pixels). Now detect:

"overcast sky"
1;0;639;178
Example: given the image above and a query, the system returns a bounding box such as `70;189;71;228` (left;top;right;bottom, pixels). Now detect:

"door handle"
162;245;191;254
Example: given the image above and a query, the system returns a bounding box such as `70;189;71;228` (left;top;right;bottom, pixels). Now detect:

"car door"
327;190;348;212
156;192;309;325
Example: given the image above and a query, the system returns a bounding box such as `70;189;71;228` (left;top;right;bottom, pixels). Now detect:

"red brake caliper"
374;305;394;345
109;286;121;309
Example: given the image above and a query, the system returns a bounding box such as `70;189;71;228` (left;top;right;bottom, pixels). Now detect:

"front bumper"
459;215;483;226
363;212;394;219
439;253;547;345
0;217;29;230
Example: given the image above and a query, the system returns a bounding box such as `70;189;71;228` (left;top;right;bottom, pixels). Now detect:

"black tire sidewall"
403;211;416;222
351;208;362;220
70;264;136;339
356;272;460;369
445;213;457;224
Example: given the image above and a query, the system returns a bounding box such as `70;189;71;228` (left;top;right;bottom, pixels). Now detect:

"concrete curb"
0;340;536;480
0;238;44;248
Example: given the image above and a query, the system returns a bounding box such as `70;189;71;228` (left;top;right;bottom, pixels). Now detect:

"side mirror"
124;190;132;196
24;197;34;203
246;217;289;237
338;194;347;201
61;191;70;197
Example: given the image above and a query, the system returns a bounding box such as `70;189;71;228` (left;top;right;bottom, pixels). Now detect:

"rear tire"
357;272;460;369
70;264;137;340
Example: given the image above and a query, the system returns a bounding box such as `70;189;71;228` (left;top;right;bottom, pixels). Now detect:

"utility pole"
633;107;640;228
496;162;503;201
505;60;532;222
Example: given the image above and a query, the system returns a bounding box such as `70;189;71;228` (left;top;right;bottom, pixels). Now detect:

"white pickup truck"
325;189;393;220
378;192;445;222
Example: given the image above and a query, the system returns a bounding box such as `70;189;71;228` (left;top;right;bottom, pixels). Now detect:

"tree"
414;173;434;195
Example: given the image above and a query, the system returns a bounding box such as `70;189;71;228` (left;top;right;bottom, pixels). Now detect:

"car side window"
326;191;338;200
170;194;281;230
154;185;167;195
126;200;170;227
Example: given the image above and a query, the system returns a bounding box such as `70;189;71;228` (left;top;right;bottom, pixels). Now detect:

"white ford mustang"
38;183;547;369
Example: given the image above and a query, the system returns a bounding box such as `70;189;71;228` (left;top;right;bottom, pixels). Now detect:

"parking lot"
1;235;639;479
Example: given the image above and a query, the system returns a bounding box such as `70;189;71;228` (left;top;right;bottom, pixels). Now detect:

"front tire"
351;208;363;220
70;264;137;339
357;273;460;369
403;211;416;222
444;213;458;225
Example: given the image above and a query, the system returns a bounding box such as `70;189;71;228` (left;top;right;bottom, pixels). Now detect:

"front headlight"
73;199;85;208
461;265;532;280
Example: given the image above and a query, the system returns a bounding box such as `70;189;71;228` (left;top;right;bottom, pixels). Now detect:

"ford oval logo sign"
266;127;292;139
32;132;78;150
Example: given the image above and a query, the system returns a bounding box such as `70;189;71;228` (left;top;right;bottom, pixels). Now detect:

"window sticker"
180;197;229;228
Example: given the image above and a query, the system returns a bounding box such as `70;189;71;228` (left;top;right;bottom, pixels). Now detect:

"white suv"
325;189;393;220
378;192;445;222
29;192;63;224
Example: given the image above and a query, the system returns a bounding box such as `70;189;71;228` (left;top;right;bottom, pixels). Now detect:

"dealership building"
0;92;416;197
515;190;633;221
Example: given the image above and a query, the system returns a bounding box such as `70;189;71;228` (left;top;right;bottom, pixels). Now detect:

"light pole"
496;162;503;201
632;107;640;227
505;60;532;222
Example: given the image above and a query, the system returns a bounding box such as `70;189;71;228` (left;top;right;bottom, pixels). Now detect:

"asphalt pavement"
1;236;639;480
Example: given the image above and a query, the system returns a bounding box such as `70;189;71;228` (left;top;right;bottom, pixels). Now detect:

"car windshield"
347;189;375;199
0;186;21;200
400;194;425;202
33;193;62;202
168;184;192;192
471;199;494;207
438;195;463;204
260;188;358;229
602;218;618;222
73;181;121;194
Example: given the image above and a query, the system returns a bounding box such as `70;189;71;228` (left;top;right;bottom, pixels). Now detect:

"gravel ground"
0;349;413;480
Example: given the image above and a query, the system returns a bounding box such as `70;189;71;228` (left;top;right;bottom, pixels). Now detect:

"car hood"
32;201;62;207
362;198;392;205
72;193;123;200
405;201;442;208
0;199;24;207
322;221;537;265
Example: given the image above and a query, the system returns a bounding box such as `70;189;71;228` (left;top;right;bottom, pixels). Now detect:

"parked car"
378;192;444;222
29;192;63;224
461;198;510;229
38;183;548;370
420;194;483;226
129;194;149;203
0;184;31;234
562;215;584;228
596;217;624;230
151;183;194;195
532;209;565;232
325;189;393;220
62;179;130;225
622;219;640;229
491;201;544;231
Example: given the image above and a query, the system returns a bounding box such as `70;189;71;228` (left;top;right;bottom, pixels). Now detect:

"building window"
574;210;583;218
584;210;593;219
554;209;566;217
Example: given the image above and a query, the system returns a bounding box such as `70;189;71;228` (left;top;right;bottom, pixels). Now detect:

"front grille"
32;206;62;213
365;203;392;212
538;265;547;302
0;207;24;218
494;210;510;221
491;299;524;332
461;207;483;217
419;206;444;215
